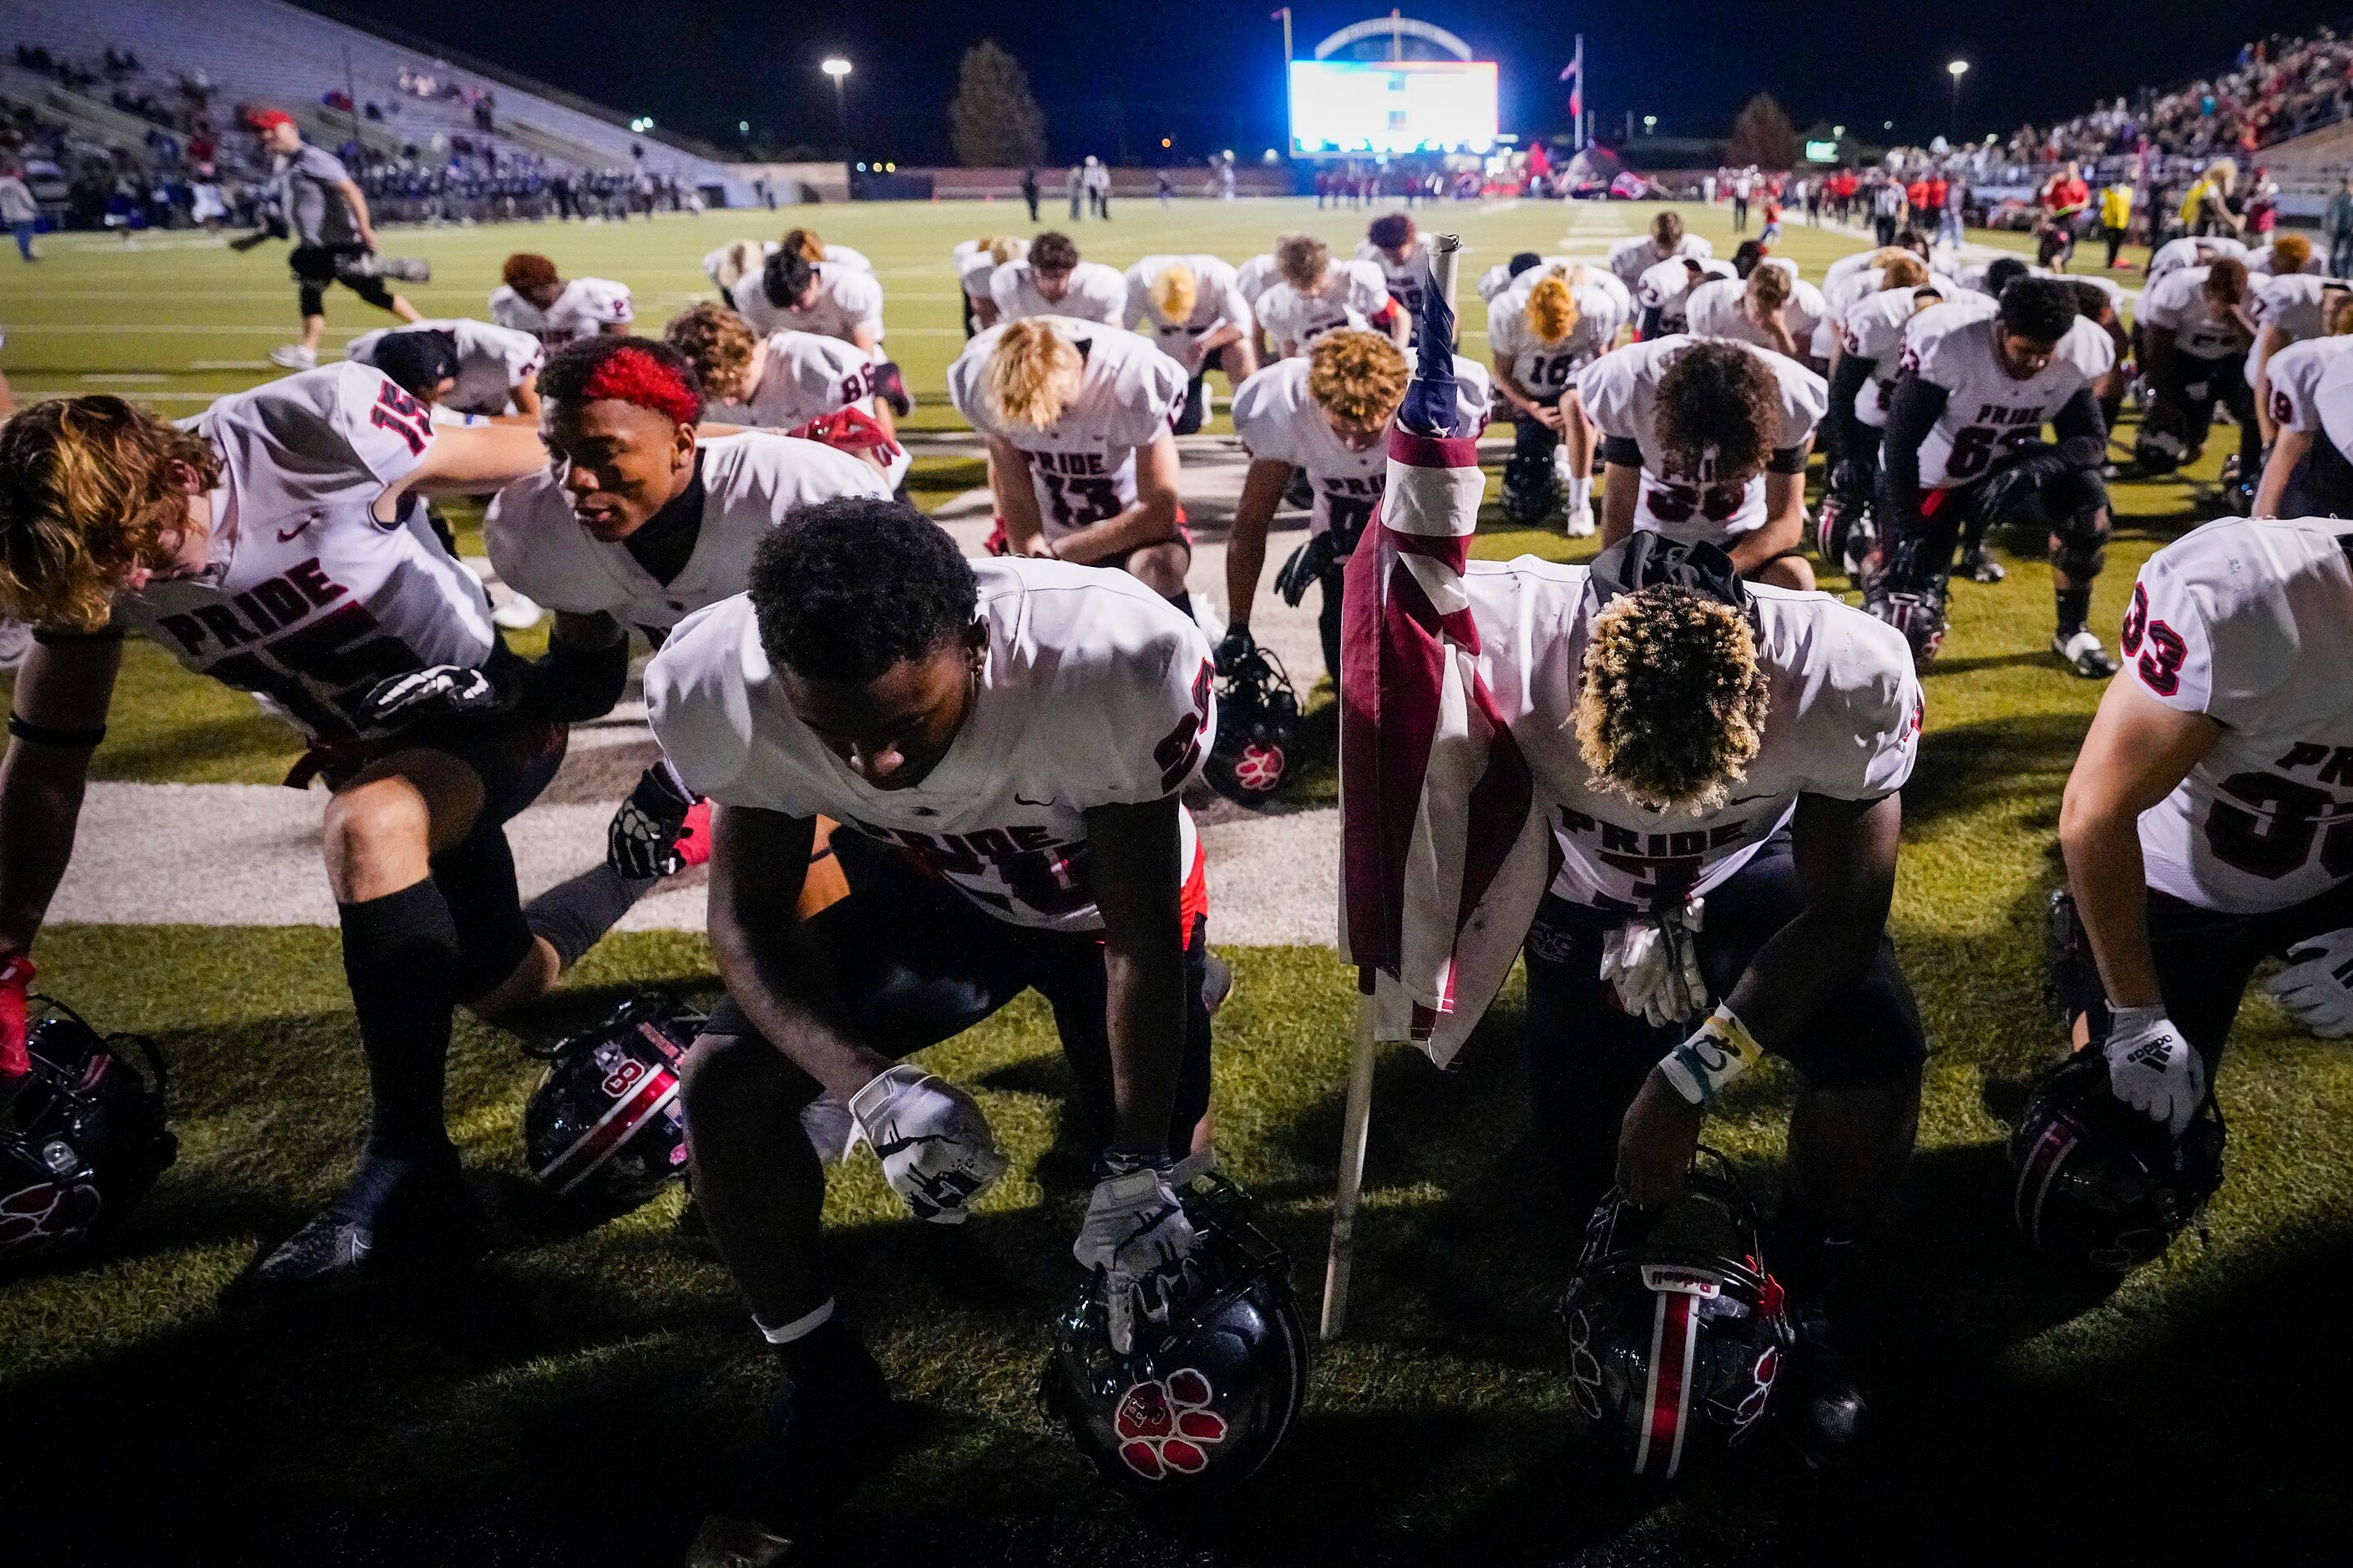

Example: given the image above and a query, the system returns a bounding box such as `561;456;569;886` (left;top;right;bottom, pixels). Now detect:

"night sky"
318;1;2347;162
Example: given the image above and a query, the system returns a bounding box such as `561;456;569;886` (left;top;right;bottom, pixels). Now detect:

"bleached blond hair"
987;319;1084;430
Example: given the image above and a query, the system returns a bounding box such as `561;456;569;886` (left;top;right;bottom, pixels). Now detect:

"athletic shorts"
701;831;1215;1155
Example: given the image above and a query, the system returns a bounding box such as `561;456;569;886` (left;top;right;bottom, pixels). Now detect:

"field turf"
4;201;2349;1566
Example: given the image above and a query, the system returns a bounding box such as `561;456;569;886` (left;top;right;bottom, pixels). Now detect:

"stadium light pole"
822;58;853;172
1948;59;1969;134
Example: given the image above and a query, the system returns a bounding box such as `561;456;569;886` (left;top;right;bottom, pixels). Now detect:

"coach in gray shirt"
257;110;422;370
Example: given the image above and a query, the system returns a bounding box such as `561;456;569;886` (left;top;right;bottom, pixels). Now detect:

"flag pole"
1321;234;1461;1344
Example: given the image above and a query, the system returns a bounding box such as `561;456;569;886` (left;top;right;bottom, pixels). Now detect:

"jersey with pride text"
1253;260;1394;355
947;318;1187;542
116;365;494;743
1576;336;1829;543
1459;559;1920;911
2138;267;2253;362
731;262;887;344
486;432;888;637
1124;255;1252;368
990;260;1127;327
1488;272;1628;397
1230;353;1490;541
489;277;633;346
2125;517;2353;913
1895;306;2114;488
647;559;1215;933
345;318;542;418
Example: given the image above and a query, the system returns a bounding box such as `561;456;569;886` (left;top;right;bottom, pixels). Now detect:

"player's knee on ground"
1750;552;1815;592
1123;540;1191;599
2049;472;2111;581
322;776;435;895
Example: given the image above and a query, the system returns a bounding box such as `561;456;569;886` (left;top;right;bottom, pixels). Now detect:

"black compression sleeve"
509;634;630;723
1767;444;1809;475
2052;385;2107;445
1827;353;1876;458
1876;375;1949;525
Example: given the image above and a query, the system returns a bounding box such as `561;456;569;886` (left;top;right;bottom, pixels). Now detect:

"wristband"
1657;1004;1764;1108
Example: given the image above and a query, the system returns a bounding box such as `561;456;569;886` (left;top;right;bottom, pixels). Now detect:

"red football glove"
674;799;713;871
0;949;34;1081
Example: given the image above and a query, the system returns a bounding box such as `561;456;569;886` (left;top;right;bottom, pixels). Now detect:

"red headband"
577;347;702;427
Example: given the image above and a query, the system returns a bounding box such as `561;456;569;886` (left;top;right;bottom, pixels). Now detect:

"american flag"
1336;237;1549;1066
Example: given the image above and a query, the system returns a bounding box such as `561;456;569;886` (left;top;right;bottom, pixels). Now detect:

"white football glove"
1599;900;1708;1029
847;1065;1006;1223
2263;927;2353;1039
361;664;508;726
2103;1004;2207;1136
1074;1154;1201;1355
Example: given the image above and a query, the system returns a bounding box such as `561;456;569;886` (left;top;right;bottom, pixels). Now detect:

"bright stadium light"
1643;114;1657;132
822;58;852;80
822;58;854;165
1948;58;1970;129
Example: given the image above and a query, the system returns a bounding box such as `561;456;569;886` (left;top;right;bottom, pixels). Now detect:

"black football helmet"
524;995;705;1213
2010;1050;2224;1275
1042;1162;1308;1498
1560;1150;1794;1480
0;1002;176;1265
1205;645;1302;807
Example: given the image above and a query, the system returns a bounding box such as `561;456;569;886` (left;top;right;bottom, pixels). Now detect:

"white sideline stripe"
46;781;1341;945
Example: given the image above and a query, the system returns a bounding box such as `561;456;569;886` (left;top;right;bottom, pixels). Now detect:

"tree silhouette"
1727;93;1800;169
948;41;1049;168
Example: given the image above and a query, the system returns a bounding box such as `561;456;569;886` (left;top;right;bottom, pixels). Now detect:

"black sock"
1165;589;1196;623
1774;1191;1857;1308
337;880;461;1158
2055;586;2092;638
524;862;657;970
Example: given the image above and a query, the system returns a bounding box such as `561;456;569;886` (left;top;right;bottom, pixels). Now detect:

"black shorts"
289;243;395;307
703;832;1215;1155
2056;878;2353;1065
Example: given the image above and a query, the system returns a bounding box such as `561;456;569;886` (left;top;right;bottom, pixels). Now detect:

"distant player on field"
256;111;422;371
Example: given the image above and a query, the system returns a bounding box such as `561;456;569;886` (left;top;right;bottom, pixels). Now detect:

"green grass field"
6;201;2349;1567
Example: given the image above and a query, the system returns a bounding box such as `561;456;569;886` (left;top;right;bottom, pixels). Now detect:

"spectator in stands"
0;164;38;262
255;111;422;370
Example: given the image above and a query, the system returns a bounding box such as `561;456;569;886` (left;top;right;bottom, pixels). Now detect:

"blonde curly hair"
1575;586;1769;814
1306;330;1410;427
0;396;219;632
1524;275;1581;345
1151;262;1199;325
664;301;759;402
988;319;1084;430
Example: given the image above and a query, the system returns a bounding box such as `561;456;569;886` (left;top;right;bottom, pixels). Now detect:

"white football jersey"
486;432;887;637
2263;334;2353;434
1230;354;1490;539
2125;517;2353;913
1254;260;1394;355
947;319;1186;542
1634;257;1738;336
2309;343;2353;457
1895;306;2114;488
1823;248;1890;291
2247;241;2323;277
1236;254;1280;307
954;237;1027;304
1843;291;1998;429
120;366;493;743
1683;276;1831;360
2145;235;2249;287
1475;260;1531;303
646;559;1216;933
705;331;880;431
819;243;873;274
1608;233;1714;291
489;277;634;346
990;259;1127;327
1488;275;1628;397
731;262;887;344
1124;255;1252;367
344;317;544;418
1576;336;1829;543
1354;239;1430;319
2141;267;2255;361
2248;272;2347;347
1458;558;1920;909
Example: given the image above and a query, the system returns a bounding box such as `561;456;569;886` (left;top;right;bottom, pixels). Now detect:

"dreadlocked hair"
1524;275;1581;345
539;336;703;426
1306;330;1410;426
663;303;758;402
0;396;220;632
1575;586;1769;814
1655;341;1782;487
988;319;1084;429
1152;263;1199;324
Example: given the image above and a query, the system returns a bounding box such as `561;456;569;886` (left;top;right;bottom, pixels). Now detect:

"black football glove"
1275;531;1339;608
1213;625;1258;676
609;759;701;880
361;664;514;727
872;360;915;418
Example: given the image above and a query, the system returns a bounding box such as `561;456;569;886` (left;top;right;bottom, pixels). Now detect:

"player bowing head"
1256;233;1404;358
1124;252;1259;433
948;316;1195;610
1581;336;1829;591
347;319;544;426
649;498;1222;1550
1490;265;1627;534
1224;329;1490;685
990;231;1127;327
491;252;635;347
0;367;672;1289
662;303;904;489
1575;576;1769;814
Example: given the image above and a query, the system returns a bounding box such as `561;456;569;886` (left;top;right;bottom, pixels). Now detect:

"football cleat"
2052;628;2120;678
1561;1150;1794;1480
250;1144;486;1291
523;995;704;1214
1775;1305;1868;1469
1205;644;1302;807
0;1004;176;1267
1962;546;2007;584
1563;501;1597;539
700;1317;892;1550
2009;1050;2224;1276
267;343;319;370
1043;1161;1307;1497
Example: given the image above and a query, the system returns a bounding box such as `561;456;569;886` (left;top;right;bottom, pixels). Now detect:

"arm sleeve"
1875;375;1949;520
2052;385;2107;446
505;632;630;723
